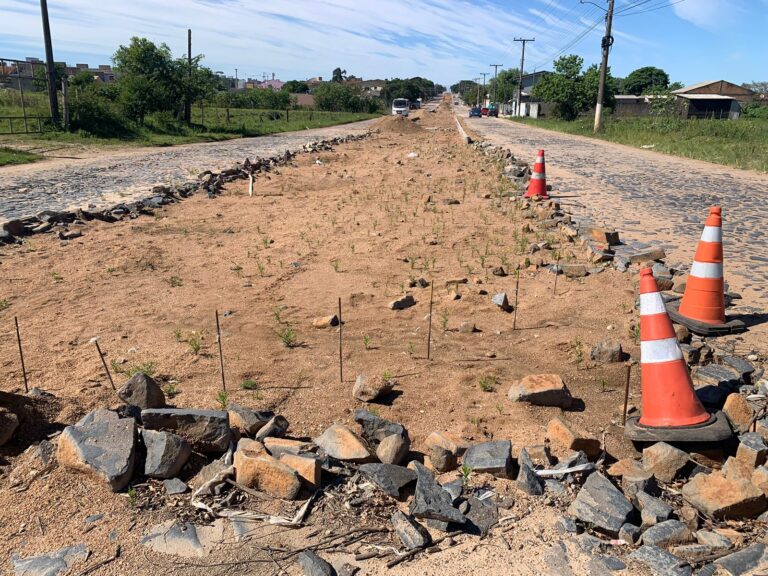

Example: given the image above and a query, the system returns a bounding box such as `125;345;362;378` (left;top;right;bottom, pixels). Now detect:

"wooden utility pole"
490;64;503;104
514;38;534;117
480;72;489;106
185;29;192;124
39;0;60;125
593;0;615;133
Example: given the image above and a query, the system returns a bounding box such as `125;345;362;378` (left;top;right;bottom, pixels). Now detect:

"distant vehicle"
392;98;410;116
481;107;489;116
487;103;499;117
469;107;482;117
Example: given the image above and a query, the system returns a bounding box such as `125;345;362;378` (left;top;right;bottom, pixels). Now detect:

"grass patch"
510;116;768;172
0;146;41;166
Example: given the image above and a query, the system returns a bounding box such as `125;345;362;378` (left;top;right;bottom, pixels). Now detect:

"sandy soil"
0;101;698;575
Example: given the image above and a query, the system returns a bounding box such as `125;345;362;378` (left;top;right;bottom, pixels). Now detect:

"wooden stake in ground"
338;297;343;383
622;363;632;426
427;283;434;360
215;310;227;391
513;270;521;330
553;252;561;296
14;317;29;393
93;339;116;391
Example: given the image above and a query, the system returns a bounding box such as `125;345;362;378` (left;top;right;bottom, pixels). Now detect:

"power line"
616;0;686;17
615;0;655;15
531;18;601;70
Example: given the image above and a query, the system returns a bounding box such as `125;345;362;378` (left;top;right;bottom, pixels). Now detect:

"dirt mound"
371;114;423;134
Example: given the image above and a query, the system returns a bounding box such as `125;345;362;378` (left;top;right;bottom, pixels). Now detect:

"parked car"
481;107;489;116
469;107;482;117
487;103;499;117
392;98;409;116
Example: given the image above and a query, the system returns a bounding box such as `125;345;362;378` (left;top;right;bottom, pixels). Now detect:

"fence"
0;57;54;134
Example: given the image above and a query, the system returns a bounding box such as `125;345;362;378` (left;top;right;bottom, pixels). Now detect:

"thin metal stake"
14;317;29;393
622;364;632;426
553;254;561;296
215;310;226;391
94;340;116;390
338;297;343;383
513;271;521;330
427;283;434;360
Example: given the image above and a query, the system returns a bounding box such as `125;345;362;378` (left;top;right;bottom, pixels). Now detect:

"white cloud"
673;0;729;28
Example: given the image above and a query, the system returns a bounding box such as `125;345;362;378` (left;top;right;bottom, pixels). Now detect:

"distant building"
360;79;385;98
258;78;284;91
292;93;315;108
511;71;551;116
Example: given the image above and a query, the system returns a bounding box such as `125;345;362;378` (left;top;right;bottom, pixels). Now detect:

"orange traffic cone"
625;268;731;442
524;149;549;199
678;206;725;324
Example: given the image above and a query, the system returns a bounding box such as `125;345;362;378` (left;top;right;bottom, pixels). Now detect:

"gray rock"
713;543;768;575
619;523;642;545
638;491;673;527
163;478;189;495
142;429;191;479
544;541;574;576
590;556;627;573
544;479;568;495
629;545;692;576
693;364;742;390
555;516;581;535
696;530;732;551
353;374;394;403
11;544;89;576
430;445;458;472
254;415;289;442
337;564;359;576
590;340;623;363
517;448;544;495
670;544;715;561
440;479;463;502
359;463;416;498
391;511;430;549
721;356;755;381
737;432;767;467
577;533;609;553
0;406;19;446
643;442;689;483
464;496;498;537
353;409;406;444
562;263;589;278
642;520;692;547
376;434;409;465
297;550;337;576
389;294;416;310
141;519;225;557
117;373;165;409
567;472;633;537
409;461;466;524
57;409;136;491
492;292;513;312
141;408;230;453
227;404;273;436
462;440;512;478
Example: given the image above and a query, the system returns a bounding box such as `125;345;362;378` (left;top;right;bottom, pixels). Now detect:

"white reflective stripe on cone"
641;338;683;363
700;226;722;243
690;261;723;279
530;172;546;180
640;292;666;316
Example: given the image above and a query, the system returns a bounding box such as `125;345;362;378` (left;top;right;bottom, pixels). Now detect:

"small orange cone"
637;267;710;428
524;149;549;199
678;206;725;325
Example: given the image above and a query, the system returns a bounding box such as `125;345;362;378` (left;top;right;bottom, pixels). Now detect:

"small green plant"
496;403;504;415
216;390;229;409
440;309;450;331
262;236;271;248
231;263;243;276
272;306;284;324
382;369;393;383
524;257;532;268
331;258;340;272
169;276;183;287
479;375;497;392
630;323;641;344
600;378;609;393
407;342;415;357
0;298;9;312
163;382;178;398
187;331;203;355
242;379;258;390
256;259;266;276
50;271;63;283
572;337;584;364
363;334;372;350
460;464;472;487
128;361;156;377
278;325;297;348
127;486;137;507
173;328;183;342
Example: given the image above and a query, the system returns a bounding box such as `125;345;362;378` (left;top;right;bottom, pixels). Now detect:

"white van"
392;98;409;116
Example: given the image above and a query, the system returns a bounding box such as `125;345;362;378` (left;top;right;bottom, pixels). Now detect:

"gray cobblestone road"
0;120;375;223
464;111;768;308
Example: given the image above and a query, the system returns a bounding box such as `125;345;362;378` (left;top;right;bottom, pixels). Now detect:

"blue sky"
1;0;767;88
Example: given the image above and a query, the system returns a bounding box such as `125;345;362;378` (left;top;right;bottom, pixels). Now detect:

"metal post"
622;364;631;426
514;38;534;117
338;297;343;383
593;0;615;133
427;284;434;360
61;78;69;130
94;340;116;391
513;271;521;330
40;0;60;125
14;317;29;393
185;29;192;124
215;310;226;391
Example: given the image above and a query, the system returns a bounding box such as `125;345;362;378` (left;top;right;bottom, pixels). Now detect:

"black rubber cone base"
624;411;733;443
666;300;746;337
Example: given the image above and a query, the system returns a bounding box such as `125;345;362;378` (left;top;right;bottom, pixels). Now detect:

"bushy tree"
69;70;95;89
282;80;309;93
487;68;519;104
623;66;669;95
331;67;346;83
32;62;66;92
314;82;364;111
531;54;615;120
450;80;482;106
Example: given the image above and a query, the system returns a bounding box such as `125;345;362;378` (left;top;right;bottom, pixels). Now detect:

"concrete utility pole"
594;0;615;133
480;72;489;106
39;0;60;125
473;77;481;107
185;29;192;123
490;64;503;103
514;38;534;117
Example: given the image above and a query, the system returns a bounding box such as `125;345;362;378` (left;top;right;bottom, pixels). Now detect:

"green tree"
32;62;66;92
282;80;309;93
669;81;684;91
113;37;182;123
314;82;362;111
70;70;95;89
450;80;482;106
487;68;519;104
331;67;347;83
623;66;669;95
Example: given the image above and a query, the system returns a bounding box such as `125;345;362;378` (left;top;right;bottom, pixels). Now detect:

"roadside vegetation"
0;146;41;166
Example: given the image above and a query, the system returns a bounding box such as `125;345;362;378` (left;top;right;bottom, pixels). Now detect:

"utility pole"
490;64;503;104
593;0;615;133
480;72;489;106
514;37;534;117
185;29;192;123
473;77;481;107
235;68;238;89
39;0;60;125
